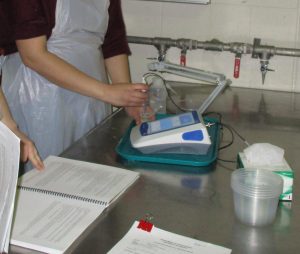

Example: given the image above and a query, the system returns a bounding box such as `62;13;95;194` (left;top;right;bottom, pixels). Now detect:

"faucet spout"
260;60;268;84
260;59;275;84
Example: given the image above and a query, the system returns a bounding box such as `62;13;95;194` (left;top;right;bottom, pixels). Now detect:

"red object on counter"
137;220;153;232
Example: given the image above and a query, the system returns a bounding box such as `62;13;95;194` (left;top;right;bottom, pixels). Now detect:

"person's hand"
10;126;44;170
125;106;155;125
103;83;149;107
20;136;44;171
1;89;44;170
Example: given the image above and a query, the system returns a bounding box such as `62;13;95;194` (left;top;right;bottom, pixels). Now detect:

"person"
0;88;44;170
1;0;149;167
0;2;44;170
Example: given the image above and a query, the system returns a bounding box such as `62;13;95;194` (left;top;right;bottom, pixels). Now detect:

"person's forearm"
16;36;148;107
104;54;131;83
16;36;108;101
104;54;151;124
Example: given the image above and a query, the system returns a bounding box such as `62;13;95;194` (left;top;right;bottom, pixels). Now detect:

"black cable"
217;158;236;163
203;112;250;164
204;112;249;149
222;122;250;147
218;123;234;151
202;112;234;151
142;72;162;83
166;86;191;112
217;161;236;171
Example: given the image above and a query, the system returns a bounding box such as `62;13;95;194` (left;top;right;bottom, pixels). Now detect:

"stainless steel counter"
11;86;300;254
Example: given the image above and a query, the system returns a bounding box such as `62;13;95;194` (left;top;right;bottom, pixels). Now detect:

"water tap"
260;58;274;84
252;38;275;84
155;43;170;62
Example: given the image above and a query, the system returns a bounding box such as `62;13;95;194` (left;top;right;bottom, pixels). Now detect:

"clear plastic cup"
231;168;283;226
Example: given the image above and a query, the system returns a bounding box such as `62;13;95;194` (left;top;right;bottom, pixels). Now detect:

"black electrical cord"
218;123;234;151
202;112;232;151
217;158;237;163
222;122;250;147
203;112;250;163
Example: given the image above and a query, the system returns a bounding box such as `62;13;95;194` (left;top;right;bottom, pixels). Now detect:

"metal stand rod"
197;79;230;114
148;61;231;114
148;61;226;84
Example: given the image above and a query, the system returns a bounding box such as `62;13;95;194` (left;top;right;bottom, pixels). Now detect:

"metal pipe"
127;36;300;58
257;47;300;57
127;35;300;84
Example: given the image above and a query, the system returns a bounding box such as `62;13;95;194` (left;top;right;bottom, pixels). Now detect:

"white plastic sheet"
2;0;111;169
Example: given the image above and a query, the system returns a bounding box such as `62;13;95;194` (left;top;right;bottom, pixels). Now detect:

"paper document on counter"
107;221;231;254
0;121;20;254
11;156;140;254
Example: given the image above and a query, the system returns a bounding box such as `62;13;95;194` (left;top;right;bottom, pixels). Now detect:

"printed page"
0;121;20;254
11;190;104;254
18;156;140;205
108;221;231;254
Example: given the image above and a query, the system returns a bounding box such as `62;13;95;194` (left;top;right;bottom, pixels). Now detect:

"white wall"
122;0;300;93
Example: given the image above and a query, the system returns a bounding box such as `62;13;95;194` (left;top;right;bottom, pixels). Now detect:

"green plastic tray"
115;115;220;167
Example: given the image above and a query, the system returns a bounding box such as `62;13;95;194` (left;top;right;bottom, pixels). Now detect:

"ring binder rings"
18;186;109;206
10;156;140;254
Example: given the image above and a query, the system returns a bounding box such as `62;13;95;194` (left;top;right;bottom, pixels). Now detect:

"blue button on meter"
140;122;149;136
182;130;204;141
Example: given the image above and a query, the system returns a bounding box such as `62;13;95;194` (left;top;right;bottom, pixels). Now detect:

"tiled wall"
122;0;300;93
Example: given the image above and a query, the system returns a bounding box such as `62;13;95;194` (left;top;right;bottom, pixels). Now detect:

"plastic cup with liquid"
231;168;283;227
140;82;154;123
149;77;167;114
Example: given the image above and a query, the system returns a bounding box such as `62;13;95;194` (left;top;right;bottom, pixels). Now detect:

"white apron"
2;0;111;169
0;55;6;120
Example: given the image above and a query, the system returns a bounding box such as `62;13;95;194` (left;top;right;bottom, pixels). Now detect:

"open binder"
10;156;140;254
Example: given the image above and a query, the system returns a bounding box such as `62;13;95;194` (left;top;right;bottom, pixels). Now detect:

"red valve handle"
234;56;241;79
180;54;186;66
